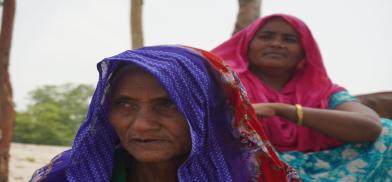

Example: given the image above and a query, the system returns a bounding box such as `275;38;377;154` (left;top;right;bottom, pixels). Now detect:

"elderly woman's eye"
119;101;131;107
113;99;137;110
155;99;177;113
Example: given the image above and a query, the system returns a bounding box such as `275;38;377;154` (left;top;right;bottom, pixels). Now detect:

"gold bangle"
295;104;304;125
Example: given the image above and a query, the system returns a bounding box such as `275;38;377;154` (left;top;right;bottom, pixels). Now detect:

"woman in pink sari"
212;13;392;181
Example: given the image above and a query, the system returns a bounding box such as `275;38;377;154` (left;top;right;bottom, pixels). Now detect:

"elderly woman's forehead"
115;63;141;73
113;63;142;75
109;63;151;86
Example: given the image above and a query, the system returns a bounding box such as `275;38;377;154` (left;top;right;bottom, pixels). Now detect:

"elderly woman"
212;14;392;181
30;45;299;182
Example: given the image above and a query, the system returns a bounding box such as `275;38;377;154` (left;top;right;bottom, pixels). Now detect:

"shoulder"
30;150;71;182
328;91;358;109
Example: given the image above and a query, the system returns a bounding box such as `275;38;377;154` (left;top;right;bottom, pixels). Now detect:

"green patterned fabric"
111;149;127;182
279;118;392;181
279;91;392;181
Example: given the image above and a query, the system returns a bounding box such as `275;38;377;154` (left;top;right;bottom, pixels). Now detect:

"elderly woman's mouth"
130;138;167;143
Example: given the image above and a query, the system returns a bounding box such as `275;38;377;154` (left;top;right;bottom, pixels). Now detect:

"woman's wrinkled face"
248;18;304;74
109;67;191;164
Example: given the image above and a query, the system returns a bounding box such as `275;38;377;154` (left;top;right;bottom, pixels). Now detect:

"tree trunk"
131;0;144;49
232;0;261;35
0;0;16;181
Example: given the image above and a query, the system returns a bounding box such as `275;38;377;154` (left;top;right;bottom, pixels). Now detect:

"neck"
249;65;294;91
129;160;182;182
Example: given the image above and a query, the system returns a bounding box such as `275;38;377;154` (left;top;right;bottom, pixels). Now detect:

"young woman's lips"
263;52;286;57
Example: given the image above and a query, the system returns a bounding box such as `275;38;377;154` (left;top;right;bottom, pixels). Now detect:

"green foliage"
13;83;94;146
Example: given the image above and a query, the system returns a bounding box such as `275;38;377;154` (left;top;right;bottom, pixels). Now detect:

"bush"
13;83;94;146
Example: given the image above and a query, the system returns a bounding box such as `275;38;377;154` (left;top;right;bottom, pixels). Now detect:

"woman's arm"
252;101;382;142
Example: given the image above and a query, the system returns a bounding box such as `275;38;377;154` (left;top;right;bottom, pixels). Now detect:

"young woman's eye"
283;36;299;43
257;34;272;40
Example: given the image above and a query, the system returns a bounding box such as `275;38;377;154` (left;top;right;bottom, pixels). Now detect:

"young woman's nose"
270;37;285;48
131;106;160;131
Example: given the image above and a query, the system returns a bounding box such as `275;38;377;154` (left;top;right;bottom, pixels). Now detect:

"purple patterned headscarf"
30;45;296;182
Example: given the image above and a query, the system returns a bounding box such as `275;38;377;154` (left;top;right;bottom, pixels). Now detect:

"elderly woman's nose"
131;107;160;130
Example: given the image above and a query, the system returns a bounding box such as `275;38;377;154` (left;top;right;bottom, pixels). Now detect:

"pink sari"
212;14;344;152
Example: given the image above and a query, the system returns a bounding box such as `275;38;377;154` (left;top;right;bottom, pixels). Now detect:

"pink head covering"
212;14;344;152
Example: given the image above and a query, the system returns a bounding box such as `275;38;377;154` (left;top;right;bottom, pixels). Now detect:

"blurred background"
0;0;391;181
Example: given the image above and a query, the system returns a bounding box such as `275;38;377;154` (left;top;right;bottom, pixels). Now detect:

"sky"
5;0;392;110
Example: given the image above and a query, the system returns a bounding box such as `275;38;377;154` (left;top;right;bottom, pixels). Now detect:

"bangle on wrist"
294;104;304;125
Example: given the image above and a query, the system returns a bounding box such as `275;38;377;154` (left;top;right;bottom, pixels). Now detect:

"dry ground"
9;142;69;182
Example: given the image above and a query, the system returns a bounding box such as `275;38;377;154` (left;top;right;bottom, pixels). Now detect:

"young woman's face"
248;18;304;74
109;67;191;164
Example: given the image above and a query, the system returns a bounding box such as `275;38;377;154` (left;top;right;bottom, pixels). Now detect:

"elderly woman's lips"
130;138;167;143
127;138;170;149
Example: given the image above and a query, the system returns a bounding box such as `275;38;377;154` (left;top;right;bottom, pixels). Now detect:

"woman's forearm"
271;103;382;142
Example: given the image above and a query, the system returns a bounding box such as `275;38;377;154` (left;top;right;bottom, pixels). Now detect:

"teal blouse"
328;91;357;109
